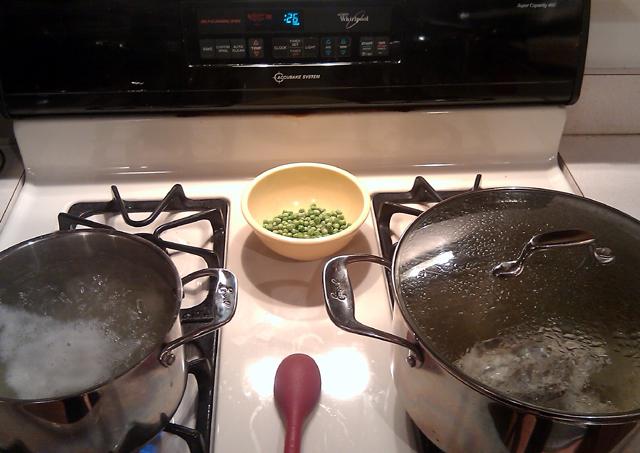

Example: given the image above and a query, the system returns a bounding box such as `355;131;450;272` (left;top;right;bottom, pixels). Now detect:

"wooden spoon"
274;354;322;453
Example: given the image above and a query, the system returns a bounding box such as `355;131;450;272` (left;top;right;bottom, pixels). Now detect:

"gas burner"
58;184;229;453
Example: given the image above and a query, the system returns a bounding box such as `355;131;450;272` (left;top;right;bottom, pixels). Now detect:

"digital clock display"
283;11;302;28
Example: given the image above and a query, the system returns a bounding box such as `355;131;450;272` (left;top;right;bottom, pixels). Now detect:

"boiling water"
0;304;142;399
0;260;175;400
455;324;620;412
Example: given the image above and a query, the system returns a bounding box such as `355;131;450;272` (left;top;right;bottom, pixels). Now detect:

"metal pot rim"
390;186;640;424
0;228;183;404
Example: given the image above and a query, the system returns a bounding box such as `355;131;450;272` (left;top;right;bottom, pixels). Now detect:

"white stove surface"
0;108;577;453
0;169;575;453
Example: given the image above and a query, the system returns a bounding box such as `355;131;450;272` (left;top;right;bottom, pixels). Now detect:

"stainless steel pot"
323;188;640;452
0;229;237;453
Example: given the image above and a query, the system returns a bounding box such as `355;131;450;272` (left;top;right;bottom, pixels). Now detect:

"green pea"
263;204;353;239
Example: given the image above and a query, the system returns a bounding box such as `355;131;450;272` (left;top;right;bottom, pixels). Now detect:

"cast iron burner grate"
372;174;482;307
371;175;482;453
58;184;228;453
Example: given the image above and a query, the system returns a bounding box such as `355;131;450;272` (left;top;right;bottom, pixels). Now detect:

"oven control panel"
198;35;393;62
1;0;590;116
183;5;399;65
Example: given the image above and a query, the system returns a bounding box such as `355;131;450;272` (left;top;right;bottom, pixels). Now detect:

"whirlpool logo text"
337;10;369;30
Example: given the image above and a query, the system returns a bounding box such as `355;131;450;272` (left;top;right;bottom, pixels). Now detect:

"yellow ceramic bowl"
242;163;370;261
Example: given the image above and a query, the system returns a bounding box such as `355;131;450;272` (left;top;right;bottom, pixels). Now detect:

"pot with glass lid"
323;187;640;452
0;229;237;452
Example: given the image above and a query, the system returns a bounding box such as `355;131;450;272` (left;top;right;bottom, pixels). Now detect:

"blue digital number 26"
284;12;300;27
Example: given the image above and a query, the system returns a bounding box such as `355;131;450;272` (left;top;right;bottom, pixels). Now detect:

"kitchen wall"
565;0;640;134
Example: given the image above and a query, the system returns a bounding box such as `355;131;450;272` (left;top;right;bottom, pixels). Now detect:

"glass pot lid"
394;188;640;415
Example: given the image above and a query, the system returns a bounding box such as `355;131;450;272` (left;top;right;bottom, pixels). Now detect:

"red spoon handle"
274;354;322;453
283;419;302;453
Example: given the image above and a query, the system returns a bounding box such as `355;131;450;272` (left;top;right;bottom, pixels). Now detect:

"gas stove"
0;107;578;452
0;0;594;446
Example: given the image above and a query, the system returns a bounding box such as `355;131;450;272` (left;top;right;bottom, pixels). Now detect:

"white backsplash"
586;0;640;72
13;107;566;184
565;75;640;135
565;0;640;135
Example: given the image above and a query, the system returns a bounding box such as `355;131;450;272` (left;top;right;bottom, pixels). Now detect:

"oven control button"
337;36;351;57
273;37;289;59
303;37;319;58
200;39;216;59
288;49;303;58
214;39;232;58
374;36;389;57
288;38;303;48
321;36;335;58
287;38;304;58
359;37;374;57
230;39;246;59
248;38;264;58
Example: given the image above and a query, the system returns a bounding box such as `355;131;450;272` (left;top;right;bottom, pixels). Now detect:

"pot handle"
492;229;615;278
159;268;237;367
323;254;424;368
